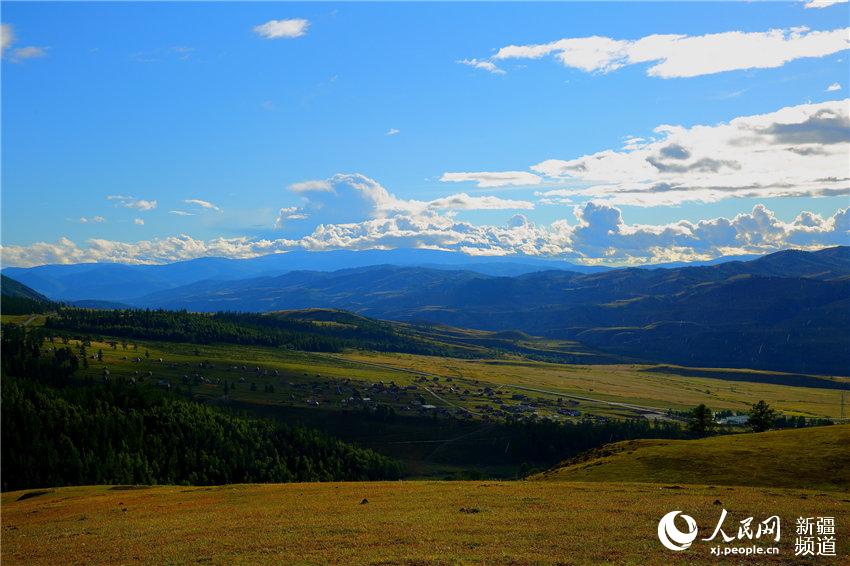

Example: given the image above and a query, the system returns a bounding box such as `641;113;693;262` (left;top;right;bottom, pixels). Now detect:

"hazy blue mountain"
124;246;850;375
1;248;608;301
4;247;847;374
1;274;51;301
9;246;828;303
1;274;57;314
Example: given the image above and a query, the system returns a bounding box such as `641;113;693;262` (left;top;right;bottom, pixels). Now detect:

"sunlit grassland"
340;351;849;419
3;481;847;565
0;313;46;325
45;334;849;421
536;425;850;492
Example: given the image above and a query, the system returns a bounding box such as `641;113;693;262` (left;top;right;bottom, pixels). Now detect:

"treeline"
506;418;686;472
0;295;56;315
1;328;402;491
44;308;464;356
0;275;58;315
1;324;80;382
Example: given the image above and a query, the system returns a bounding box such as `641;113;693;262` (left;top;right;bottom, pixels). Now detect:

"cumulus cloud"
134;218;145;226
183;198;221;212
826;82;842;91
469;26;849;78
1;235;296;267
5;202;845;267
385;128;400;136
440;171;543;188
253;18;309;39
274;206;308;228
286;174;535;226
107;195;158;211
517;99;850;206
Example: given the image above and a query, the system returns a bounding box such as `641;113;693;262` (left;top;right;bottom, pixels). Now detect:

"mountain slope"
1;275;57;315
534;425;850;491
125;247;850;375
1;275;51;301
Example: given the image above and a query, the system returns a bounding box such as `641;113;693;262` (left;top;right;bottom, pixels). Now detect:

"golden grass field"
56;335;849;422
3;481;848;565
7;328;847;563
537;425;850;491
340;351;849;419
3;426;849;565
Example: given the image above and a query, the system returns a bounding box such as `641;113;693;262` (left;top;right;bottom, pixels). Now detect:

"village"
75;338;590;426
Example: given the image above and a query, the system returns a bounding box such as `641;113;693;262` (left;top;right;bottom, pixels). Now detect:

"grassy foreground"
536;425;850;492
3;481;848;565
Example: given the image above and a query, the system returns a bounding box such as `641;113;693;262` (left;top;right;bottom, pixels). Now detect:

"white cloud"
426;193;534;211
1;24;15;54
78;216;106;224
440;171;543;188
183;198;221;212
523;99;850;206
289;179;334;193
385;128;400;136
275;206;308;228
1;235;296;267
125;199;157;211
10;45;47;62
107;195;158;211
288;174;535;225
134;218;145;226
253;18;309;39
6;202;844;267
1;24;47;63
472;26;849;79
803;0;847;8
457;58;506;75
826;82;842;91
169;210;195;217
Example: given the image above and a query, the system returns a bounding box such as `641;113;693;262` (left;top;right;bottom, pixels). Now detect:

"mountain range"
3;248;761;304
1;248;613;302
3;246;847;375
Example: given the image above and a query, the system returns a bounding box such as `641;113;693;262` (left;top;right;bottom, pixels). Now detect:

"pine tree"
749;400;777;433
687;404;714;437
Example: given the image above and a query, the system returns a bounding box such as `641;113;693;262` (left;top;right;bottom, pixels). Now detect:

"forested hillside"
114;247;850;375
0;326;402;490
0;275;57;315
43;307;471;357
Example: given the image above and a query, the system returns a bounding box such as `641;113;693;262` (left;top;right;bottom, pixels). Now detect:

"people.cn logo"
658;511;699;551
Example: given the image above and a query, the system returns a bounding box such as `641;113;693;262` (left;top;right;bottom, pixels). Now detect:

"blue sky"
1;1;848;266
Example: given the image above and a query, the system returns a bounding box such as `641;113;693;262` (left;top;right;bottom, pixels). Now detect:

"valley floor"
3;481;848;565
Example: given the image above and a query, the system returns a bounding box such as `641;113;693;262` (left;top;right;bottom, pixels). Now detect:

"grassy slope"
340;351;849;418
535;425;850;491
3;482;848;565
63;336;848;422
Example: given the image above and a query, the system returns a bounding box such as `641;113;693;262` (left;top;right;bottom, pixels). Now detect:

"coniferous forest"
44;307;471;357
1;326;402;491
